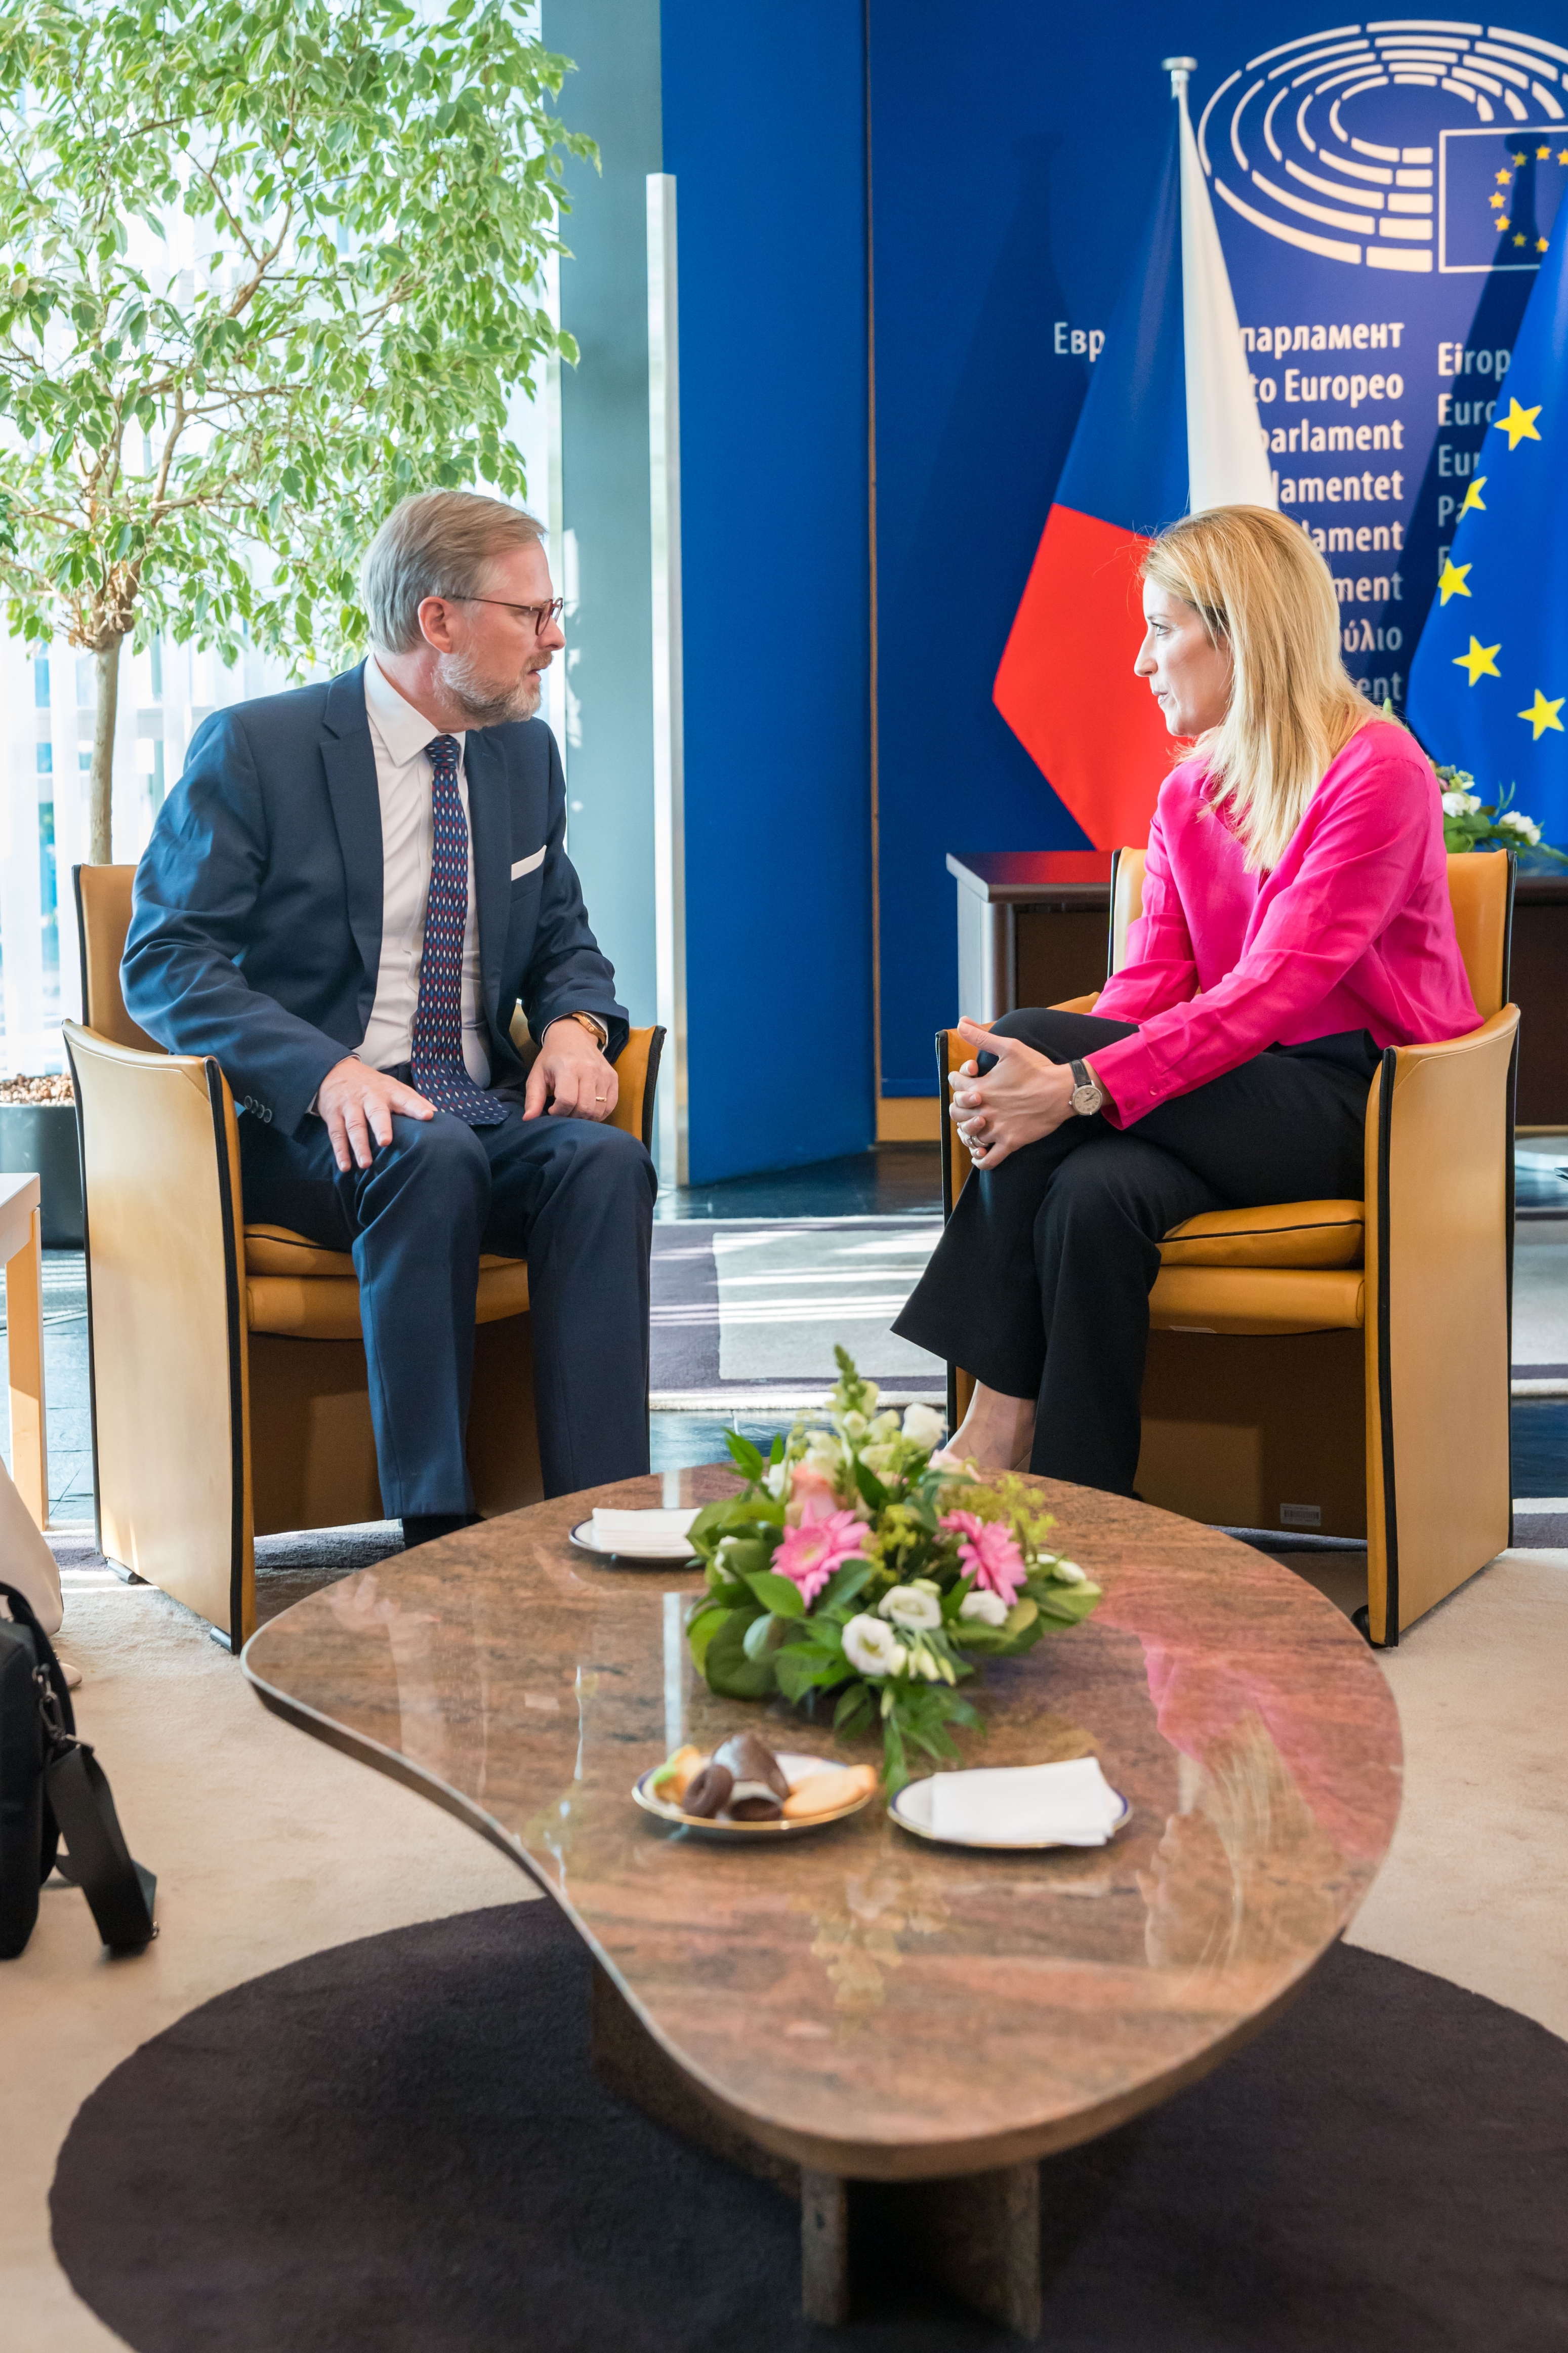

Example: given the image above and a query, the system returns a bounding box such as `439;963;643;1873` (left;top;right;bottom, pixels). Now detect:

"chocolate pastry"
680;1761;733;1818
713;1731;788;1820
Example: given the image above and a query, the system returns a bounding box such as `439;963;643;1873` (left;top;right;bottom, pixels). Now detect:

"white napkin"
589;1506;701;1557
929;1757;1124;1846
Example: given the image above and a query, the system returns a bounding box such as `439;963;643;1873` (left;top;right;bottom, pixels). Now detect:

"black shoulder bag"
0;1581;156;1960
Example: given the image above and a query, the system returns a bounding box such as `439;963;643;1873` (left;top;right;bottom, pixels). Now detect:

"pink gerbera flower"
774;1509;868;1606
940;1510;1026;1604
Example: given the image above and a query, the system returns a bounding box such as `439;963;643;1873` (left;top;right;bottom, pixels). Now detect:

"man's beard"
434;647;542;726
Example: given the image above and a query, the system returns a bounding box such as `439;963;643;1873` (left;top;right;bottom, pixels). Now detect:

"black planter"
0;1102;84;1248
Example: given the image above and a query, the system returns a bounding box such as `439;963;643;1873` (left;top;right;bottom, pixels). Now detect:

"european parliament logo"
1201;17;1567;277
1439;129;1568;270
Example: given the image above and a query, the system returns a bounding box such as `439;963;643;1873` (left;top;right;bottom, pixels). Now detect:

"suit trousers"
239;1099;656;1516
892;1009;1377;1497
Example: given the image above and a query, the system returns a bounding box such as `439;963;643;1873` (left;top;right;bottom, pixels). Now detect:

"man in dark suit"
122;489;655;1546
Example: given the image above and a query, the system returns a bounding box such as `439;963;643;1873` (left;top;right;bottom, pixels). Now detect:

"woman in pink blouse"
896;504;1478;1491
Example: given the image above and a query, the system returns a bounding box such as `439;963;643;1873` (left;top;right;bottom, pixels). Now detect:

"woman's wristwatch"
1068;1058;1106;1117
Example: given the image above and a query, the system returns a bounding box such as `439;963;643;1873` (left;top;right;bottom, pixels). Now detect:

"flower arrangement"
684;1350;1101;1790
1435;765;1563;861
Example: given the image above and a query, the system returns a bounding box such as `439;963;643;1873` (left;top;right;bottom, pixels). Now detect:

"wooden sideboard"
948;851;1568;1127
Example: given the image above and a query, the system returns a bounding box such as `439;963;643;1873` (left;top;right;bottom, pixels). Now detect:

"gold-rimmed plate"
569;1520;700;1568
632;1751;878;1840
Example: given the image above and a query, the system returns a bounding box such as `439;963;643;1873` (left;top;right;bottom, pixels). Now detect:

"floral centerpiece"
684;1350;1101;1790
1435;765;1563;862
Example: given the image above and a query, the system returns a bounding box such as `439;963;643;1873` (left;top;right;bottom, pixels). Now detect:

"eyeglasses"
459;595;566;637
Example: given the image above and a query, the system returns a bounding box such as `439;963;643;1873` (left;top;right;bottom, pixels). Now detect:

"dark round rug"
51;1902;1567;2352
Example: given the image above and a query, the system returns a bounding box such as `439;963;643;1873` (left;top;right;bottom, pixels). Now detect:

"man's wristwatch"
553;1011;607;1048
1069;1058;1106;1117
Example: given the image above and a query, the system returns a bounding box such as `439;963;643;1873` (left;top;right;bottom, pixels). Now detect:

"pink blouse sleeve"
1089;740;1435;1125
1094;799;1200;1026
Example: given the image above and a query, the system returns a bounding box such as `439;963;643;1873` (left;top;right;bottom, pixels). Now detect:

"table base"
590;1963;1044;2337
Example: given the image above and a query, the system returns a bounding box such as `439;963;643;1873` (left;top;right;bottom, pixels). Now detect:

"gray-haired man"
123;489;655;1544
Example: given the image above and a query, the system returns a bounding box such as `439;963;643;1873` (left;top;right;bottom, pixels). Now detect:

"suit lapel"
464;729;511;1023
319;666;384;1006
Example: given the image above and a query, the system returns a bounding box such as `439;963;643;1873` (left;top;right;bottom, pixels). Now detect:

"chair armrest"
63;1021;251;1634
609;1025;666;1154
1365;1006;1518;1638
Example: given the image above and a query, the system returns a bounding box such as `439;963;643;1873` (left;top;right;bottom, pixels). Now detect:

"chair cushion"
1150;1266;1365;1335
1158;1200;1365;1271
243;1227;529;1339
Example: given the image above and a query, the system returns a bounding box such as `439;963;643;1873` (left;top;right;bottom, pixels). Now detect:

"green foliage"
0;0;592;673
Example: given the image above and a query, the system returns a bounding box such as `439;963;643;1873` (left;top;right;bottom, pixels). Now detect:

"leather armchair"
938;848;1517;1645
66;865;664;1651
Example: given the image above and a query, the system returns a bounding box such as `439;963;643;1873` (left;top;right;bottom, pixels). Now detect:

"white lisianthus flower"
880;1584;943;1631
909;1644;944;1681
1051;1559;1087;1585
959;1587;1009;1626
763;1461;789;1498
901;1402;946;1450
1441;789;1482;817
1498;809;1543;843
843;1613;906;1678
861;1442;899;1477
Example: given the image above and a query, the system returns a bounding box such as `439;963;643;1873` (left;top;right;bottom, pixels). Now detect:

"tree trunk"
88;637;123;865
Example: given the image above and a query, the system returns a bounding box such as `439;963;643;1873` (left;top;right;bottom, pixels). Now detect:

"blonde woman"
896;504;1478;1492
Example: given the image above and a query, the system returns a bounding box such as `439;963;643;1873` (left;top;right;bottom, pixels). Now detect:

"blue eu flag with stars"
1408;218;1568;846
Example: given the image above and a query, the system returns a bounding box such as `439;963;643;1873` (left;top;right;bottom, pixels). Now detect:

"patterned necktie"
409;735;506;1126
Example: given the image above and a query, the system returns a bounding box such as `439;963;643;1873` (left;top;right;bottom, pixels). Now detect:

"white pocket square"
510;846;546;880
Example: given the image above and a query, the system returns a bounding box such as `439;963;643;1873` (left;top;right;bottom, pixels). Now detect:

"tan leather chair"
66;865;664;1650
939;848;1518;1645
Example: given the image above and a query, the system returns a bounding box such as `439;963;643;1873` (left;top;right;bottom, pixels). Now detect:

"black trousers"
892;1010;1377;1497
239;1097;656;1516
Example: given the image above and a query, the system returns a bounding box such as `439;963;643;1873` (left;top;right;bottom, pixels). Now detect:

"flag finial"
1163;56;1197;100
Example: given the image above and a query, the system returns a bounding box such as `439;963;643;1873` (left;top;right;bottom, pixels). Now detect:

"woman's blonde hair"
1140;504;1371;871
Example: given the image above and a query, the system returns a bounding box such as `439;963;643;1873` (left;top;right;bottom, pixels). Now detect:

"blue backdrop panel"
663;1;874;1183
869;2;1568;1098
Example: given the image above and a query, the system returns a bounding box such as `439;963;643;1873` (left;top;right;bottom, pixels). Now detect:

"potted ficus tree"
0;0;590;1238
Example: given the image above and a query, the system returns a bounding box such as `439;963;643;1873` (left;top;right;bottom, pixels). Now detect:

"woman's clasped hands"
948;1017;1081;1171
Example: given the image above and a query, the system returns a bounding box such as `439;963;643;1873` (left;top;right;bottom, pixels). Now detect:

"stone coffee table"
242;1468;1400;2338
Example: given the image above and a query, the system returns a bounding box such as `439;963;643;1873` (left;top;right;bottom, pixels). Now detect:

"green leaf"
702;1606;776;1701
724;1429;766;1481
852;1457;890;1513
685;1604;730;1678
819;1559;873;1613
833;1681;873;1737
744;1569;806;1620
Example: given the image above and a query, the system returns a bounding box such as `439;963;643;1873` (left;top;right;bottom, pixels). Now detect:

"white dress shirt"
359;655;490;1085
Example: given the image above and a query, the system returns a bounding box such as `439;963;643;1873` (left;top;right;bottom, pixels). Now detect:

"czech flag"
994;64;1275;850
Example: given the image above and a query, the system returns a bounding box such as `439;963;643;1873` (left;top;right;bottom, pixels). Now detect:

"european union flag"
1407;216;1568;845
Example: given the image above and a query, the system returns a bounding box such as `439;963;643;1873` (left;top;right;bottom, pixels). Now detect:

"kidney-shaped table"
242;1468;1400;2338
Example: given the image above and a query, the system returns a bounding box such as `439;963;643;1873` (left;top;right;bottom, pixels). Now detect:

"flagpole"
1162;56;1197;110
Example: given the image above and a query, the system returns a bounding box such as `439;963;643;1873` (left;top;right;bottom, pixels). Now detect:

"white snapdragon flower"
1498;810;1542;843
860;1442;899;1478
869;1410;902;1441
1440;789;1482;817
843;1614;906;1678
959;1587;1009;1627
841;1410;869;1439
763;1461;789;1498
880;1584;943;1631
901;1402;946;1450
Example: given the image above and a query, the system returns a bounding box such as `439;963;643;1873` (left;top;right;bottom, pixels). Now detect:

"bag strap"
0;1580;156;1954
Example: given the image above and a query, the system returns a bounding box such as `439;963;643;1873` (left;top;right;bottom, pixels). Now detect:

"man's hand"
318;1057;434;1173
524;1018;617;1123
947;1017;1079;1171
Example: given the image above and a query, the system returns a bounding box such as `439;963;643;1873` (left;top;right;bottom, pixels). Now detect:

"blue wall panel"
663;1;875;1182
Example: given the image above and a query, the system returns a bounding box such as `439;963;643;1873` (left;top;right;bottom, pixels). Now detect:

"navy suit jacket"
122;664;628;1138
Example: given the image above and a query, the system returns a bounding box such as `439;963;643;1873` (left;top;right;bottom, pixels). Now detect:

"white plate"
890;1774;1130;1850
632;1750;877;1840
569;1519;701;1567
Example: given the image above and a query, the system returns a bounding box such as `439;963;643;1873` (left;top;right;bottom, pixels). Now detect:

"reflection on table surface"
244;1466;1401;2171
